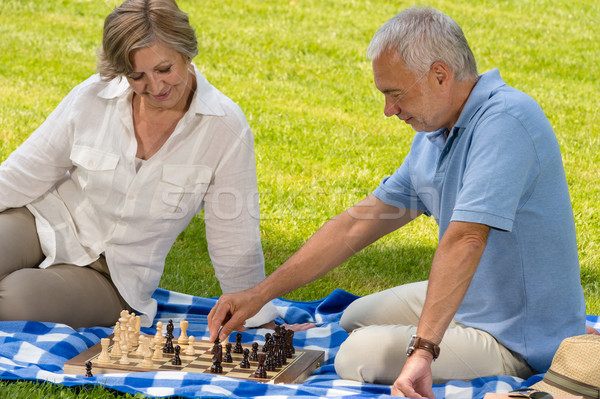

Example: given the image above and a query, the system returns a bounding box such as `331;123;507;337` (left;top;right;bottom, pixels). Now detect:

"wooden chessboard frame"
64;334;325;384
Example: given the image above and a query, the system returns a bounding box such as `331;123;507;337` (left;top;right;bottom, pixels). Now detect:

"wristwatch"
406;335;440;360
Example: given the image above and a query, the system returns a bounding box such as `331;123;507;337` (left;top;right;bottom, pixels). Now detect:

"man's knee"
335;325;411;384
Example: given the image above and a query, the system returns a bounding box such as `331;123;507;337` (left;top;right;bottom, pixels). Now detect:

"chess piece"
178;320;189;346
171;345;182;365
239;348;250;368
152;343;163;359
98;338;111;363
141;342;154;368
142;351;154;368
119;350;130;364
166;320;174;338
250;342;259;361
163;320;175;353
85;361;93;377
234;332;243;353
285;328;295;357
211;356;223;373
110;322;122;357
263;333;272;352
155;321;163;341
211;342;223;374
184;336;196;356
136;335;147;356
253;354;267;378
224;343;233;363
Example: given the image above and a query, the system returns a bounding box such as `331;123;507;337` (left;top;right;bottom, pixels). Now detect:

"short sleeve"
452;113;539;231
373;153;430;214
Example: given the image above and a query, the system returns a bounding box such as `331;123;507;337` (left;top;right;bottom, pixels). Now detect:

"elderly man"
209;7;586;398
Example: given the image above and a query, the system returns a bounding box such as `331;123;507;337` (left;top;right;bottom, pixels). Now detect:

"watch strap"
409;336;440;360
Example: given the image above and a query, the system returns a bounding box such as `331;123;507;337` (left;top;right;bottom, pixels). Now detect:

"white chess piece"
110;322;122;357
119;349;130;364
184;336;195;356
98;338;111;363
178;320;189;346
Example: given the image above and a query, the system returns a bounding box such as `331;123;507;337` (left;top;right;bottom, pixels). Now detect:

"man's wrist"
406;335;440;360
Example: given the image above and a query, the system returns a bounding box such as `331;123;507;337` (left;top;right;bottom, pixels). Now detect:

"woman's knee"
0;266;123;328
0;208;44;278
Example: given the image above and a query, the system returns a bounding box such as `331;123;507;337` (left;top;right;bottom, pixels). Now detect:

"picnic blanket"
0;288;598;398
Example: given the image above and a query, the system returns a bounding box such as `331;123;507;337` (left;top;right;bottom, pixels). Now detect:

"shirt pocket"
69;145;120;204
150;164;213;220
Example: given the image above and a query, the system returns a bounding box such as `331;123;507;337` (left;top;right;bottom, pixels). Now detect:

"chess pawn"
239;348;250;368
250;342;259;361
184;336;195;356
155;321;163;340
85;361;93;377
111;323;122;357
119;350;130;364
254;354;267;379
98;338;111;363
136;335;147;356
234;332;243;353
141;349;154;368
152;343;163;359
171;345;182;365
178;320;189;346
224;343;233;363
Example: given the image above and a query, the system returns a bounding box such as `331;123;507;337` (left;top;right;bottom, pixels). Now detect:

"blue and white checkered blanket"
0;288;598;398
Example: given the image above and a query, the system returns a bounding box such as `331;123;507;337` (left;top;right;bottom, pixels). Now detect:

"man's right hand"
208;288;265;342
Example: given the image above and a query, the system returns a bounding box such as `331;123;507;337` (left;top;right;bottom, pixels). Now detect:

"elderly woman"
0;0;275;329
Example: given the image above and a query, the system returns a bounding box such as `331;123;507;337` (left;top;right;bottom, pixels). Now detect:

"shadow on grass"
162;214;437;301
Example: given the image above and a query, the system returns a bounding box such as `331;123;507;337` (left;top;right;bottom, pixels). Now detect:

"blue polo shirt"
373;69;586;372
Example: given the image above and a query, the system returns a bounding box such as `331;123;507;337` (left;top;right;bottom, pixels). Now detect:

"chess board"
64;334;325;384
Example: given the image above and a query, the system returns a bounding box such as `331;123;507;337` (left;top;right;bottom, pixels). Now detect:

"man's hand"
208;288;264;342
587;325;600;335
391;351;435;398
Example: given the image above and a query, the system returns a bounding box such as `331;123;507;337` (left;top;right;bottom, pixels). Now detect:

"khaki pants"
0;207;130;329
335;281;533;384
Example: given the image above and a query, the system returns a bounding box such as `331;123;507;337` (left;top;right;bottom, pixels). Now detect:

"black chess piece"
211;356;223;373
284;329;295;357
239;348;250;368
250;342;259;361
85;361;93;377
234;332;243;353
265;348;276;371
163;319;175;353
171;345;182;365
224;343;233;363
210;340;223;373
253;354;267;378
262;333;271;352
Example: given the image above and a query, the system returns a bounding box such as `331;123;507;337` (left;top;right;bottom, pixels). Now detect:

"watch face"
406;335;417;356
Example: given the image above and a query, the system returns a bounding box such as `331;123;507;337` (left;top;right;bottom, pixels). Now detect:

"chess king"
208;6;587;399
0;0;277;329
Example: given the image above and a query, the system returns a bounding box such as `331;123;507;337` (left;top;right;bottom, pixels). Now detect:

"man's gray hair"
367;7;478;81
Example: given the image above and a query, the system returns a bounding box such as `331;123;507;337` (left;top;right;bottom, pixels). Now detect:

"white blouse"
0;66;276;327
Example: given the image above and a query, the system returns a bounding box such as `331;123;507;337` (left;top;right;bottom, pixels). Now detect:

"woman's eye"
129;74;143;81
159;66;172;74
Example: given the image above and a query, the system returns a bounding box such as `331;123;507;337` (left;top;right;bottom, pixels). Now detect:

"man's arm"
208;194;422;342
392;220;490;398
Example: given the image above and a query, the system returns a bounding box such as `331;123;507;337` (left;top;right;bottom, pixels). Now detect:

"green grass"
1;0;598;397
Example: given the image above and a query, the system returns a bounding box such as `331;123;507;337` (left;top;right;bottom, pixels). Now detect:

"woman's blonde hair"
97;0;198;80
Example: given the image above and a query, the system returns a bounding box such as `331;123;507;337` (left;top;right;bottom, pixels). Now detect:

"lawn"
0;0;598;397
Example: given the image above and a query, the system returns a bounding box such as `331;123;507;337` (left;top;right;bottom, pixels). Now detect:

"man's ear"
430;62;452;89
